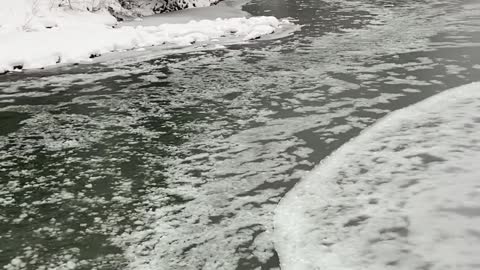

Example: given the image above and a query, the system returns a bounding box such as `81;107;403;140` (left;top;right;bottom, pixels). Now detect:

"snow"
0;0;292;73
0;0;120;30
274;82;480;270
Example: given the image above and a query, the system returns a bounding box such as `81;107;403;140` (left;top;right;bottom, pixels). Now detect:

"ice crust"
274;82;480;270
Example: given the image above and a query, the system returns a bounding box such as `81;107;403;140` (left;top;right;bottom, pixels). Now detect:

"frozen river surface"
1;0;480;269
275;82;480;270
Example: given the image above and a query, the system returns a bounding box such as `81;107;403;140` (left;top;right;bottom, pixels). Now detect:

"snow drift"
274;82;480;270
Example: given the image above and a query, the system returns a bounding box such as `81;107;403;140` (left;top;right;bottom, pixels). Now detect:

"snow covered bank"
0;0;121;30
0;0;292;73
274;82;480;270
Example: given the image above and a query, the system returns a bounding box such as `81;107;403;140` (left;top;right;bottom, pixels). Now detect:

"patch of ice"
402;88;421;93
274;82;480;270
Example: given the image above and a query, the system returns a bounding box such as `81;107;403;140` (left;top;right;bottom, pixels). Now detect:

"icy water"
1;0;480;269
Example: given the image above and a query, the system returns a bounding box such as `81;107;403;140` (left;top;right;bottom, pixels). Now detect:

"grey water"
1;0;480;269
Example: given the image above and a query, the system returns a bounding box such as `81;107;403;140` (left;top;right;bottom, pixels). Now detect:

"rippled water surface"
1;0;480;269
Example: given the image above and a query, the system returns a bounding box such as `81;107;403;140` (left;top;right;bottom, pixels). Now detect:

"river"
1;0;480;269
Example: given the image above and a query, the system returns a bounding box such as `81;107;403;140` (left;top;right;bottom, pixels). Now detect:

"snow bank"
0;0;120;30
274;82;480;270
0;0;292;73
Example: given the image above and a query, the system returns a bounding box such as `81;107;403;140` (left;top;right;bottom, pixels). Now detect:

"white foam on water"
274;82;480;270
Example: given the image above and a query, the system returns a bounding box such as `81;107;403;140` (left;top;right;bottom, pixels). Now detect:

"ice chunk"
274;82;480;270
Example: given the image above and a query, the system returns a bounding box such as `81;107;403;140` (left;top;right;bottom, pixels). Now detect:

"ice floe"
274;82;480;270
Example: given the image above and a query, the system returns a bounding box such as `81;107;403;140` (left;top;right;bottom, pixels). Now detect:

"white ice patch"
0;1;292;73
274;82;480;270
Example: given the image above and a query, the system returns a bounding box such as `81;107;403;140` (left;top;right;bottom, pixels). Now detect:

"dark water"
1;0;480;269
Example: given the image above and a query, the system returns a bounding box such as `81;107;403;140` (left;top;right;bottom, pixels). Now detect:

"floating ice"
274;82;480;270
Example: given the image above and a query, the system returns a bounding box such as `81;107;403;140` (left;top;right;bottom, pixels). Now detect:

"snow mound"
274;82;480;270
0;1;292;73
0;0;120;31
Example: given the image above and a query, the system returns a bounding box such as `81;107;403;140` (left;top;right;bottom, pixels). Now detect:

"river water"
1;0;479;269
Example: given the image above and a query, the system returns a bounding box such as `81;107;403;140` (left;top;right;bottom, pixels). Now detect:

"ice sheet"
274;82;480;270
